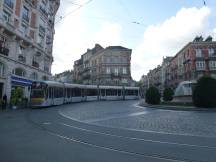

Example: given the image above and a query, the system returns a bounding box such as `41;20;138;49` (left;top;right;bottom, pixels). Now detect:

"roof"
106;46;131;51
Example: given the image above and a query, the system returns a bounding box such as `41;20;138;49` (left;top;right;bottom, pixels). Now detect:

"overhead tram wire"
55;0;93;24
117;0;142;26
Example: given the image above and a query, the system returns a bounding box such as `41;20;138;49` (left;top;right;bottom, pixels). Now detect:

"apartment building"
0;0;60;100
74;44;133;86
53;70;74;83
167;36;216;89
141;36;216;93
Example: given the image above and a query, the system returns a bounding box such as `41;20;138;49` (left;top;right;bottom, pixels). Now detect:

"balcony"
18;55;26;63
32;61;39;68
0;46;9;56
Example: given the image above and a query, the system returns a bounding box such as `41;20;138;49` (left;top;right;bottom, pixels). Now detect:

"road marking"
60;122;216;150
43;122;51;125
48;131;187;162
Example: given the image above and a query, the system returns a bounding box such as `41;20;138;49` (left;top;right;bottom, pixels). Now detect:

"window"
114;68;118;75
13;68;26;77
39;25;46;37
22;6;29;22
123;67;127;74
208;48;215;57
42;76;48;81
3;10;11;22
0;62;5;77
30;72;38;80
21;23;28;34
195;49;202;57
196;61;205;70
4;0;14;9
44;66;49;73
18;55;26;63
106;67;110;74
209;61;216;70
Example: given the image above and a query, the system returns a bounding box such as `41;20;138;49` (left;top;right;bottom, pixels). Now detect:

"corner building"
0;0;60;100
74;44;133;86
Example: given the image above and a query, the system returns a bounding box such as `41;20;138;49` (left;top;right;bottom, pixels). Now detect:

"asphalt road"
0;100;216;162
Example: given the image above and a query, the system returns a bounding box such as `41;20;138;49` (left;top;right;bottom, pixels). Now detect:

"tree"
163;87;174;101
145;86;161;105
192;76;216;108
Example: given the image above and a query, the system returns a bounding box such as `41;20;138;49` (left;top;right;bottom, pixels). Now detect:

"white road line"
60;122;216;150
43;122;51;125
48;131;187;162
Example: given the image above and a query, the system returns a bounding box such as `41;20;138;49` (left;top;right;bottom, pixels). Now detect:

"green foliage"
163;87;174;101
145;86;161;105
10;87;23;106
192;76;216;108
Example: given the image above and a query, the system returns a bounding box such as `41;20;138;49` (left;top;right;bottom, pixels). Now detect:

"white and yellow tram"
30;81;140;108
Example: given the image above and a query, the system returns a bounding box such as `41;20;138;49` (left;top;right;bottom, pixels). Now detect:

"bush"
10;87;23;106
145;86;161;105
192;76;216;108
163;87;174;101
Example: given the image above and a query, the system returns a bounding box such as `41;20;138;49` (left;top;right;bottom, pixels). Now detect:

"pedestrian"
2;94;7;110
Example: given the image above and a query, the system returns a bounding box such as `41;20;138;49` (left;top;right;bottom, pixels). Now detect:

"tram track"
26;108;216;162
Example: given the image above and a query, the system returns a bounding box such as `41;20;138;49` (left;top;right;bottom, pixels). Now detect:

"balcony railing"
32;61;39;68
0;46;9;56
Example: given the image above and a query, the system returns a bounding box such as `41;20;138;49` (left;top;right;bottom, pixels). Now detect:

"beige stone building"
0;0;60;100
74;44;133;86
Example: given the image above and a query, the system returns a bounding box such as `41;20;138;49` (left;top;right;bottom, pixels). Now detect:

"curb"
139;102;216;112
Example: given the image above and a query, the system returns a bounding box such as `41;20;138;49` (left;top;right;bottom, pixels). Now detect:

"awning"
11;76;32;86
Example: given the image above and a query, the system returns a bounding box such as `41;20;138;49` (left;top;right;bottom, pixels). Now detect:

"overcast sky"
52;0;216;80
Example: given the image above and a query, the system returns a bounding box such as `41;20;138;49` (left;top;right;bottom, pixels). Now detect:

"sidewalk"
139;100;216;112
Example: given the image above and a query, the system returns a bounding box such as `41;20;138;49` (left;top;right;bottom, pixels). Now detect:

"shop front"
11;76;32;100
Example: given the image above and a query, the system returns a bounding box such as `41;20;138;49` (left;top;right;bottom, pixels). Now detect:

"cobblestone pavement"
60;100;216;137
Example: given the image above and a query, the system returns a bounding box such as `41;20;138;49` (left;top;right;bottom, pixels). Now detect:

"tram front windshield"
31;82;47;98
31;89;45;98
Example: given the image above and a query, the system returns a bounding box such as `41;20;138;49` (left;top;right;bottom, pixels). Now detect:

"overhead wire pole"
55;0;93;24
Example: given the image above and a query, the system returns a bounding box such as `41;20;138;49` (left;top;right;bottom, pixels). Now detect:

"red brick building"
167;36;216;89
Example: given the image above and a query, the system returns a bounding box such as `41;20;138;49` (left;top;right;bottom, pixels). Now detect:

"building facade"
53;70;74;83
74;44;133;86
141;36;216;94
0;0;60;100
167;36;216;89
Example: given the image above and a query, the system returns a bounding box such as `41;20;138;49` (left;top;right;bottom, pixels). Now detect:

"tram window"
127;90;135;96
67;89;70;98
106;89;111;96
54;88;57;98
86;89;97;96
118;90;122;96
135;90;138;96
73;88;81;97
60;88;63;98
101;89;105;96
125;90;128;96
45;89;48;99
49;87;52;98
106;89;117;96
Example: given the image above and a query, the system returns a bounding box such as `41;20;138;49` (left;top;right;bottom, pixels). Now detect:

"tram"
30;81;140;107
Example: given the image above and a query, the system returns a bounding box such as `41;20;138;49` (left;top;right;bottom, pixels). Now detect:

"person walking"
2;94;7;110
